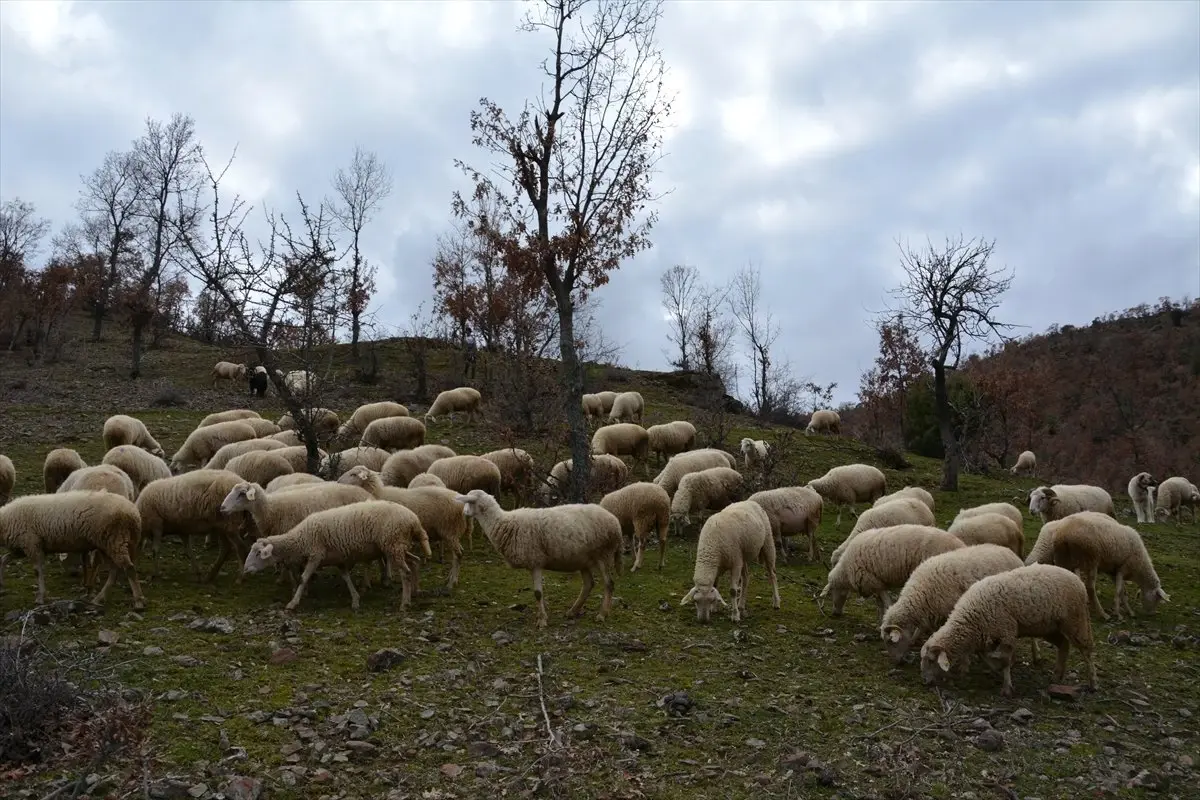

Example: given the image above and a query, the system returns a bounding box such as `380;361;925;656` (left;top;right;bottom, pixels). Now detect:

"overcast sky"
2;1;1197;405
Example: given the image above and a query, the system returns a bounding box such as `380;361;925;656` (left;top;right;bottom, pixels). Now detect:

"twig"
535;653;558;749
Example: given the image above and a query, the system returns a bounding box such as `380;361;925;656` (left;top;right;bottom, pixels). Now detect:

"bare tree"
882;235;1015;490
331;147;392;359
452;0;672;501
0;198;51;266
693;280;736;383
728;264;783;415
660;263;700;371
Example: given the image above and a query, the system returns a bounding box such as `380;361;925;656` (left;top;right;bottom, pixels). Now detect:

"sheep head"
1141;585;1170;613
220;482;258;514
680;584;726;623
453;488;494;518
1028;487;1055;516
338;466;373;490
243;540;275;573
881;624;915;665
919;644;952;685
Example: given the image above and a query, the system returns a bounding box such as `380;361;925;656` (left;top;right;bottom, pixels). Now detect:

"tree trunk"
933;363;959;491
350;258;361;360
91;302;105;342
557;295;590;503
130;319;146;379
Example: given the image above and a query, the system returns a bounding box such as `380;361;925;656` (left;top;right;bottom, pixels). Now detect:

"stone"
222;776;263;800
1010;707;1034;725
1047;684;1081;701
171;655;200;667
440;763;463;778
97;630;120;646
973;729;1004;752
143;646;164;656
269;647;299;665
187;784;209;798
366;648;405;672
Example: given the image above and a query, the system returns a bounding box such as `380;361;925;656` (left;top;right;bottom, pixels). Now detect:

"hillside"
1;328;1199;800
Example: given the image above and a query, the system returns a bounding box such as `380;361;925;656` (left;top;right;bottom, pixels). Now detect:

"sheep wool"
408;473;447;489
43;448;87;493
0;454;13;506
645;421;696;463
542;454;630;502
337;401;410;443
653;448;738;497
874;486;935;514
947;511;1024;559
171;420;259;473
1154;475;1200;524
829;497;937;567
424;387;483;424
739;438;770;469
747;485;824;563
671;466;744;525
268;430;304;447
102;415;166;458
805;409;841;435
681;500;780;623
1028;484;1114;523
273;445;330;473
225;450;295;487
919;564;1097;697
321;447;391;479
1009;450;1036;475
1024;518;1067;566
428;455;503;496
607;391;644;424
480;448;536;505
806;464;887;526
206;437;288;470
198;409;260;428
1050;510;1169;620
381;444;458;487
582;391;619;421
136;469;249;582
591;423;650;470
102;444;171;496
599;482;671;572
211;361;248;387
266;473;326;493
276;407;340;436
360;415;426;451
953;502;1023;531
57;464;136;502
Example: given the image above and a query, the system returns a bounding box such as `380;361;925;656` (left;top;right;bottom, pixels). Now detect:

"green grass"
1;333;1199;799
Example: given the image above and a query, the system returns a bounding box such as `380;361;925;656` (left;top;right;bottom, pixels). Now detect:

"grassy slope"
1;333;1198;799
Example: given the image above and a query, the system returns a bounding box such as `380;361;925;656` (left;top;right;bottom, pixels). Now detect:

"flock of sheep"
0;369;1198;699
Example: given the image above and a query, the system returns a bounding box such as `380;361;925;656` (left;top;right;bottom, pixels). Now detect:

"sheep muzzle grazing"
680;584;728;623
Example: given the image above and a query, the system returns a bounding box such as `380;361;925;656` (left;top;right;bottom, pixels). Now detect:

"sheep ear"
453;494;470;505
259;542;273;559
887;628;903;643
712;589;727;607
246;486;257;500
679;587;696;606
937;650;951;672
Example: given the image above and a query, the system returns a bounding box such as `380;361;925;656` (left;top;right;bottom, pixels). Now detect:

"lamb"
102;414;166;458
57;465;136;502
805;409;841;435
0;490;145;609
607;391;644;424
427;455;503;496
829;497;937;568
739;438;770;470
953;502;1023;531
198;409;261;427
101;445;171;496
591;423;650;473
599;482;670;572
874;486;936;514
205;437;287;470
44;448;87;493
1028;484;1115;523
211;361;248;387
919;564;1097;697
273;445;331;473
947;512;1024;559
336;401;410;443
541;454;630;502
321;446;392;479
670;467;744;526
424;387;482;424
277;407;340;436
680;500;780;623
266;473;325;493
359;415;426;451
1009;450;1037;475
0;455;13;506
242;500;429;611
454;489;622;628
1154;476;1200;524
381;444;457;487
653;448;738;497
408;473;447;489
225;451;295;487
170;420;259;474
1050;510;1169;620
582;391;618;422
1127;472;1158;523
267;430;304;447
820;525;965;618
136;469;250;581
747;485;824;563
806;464;888;526
880;544;1025;664
645;421;696;464
480;448;537;506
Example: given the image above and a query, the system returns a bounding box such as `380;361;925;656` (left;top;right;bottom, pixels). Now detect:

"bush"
150;386;188;407
0;638;79;764
875;445;911;471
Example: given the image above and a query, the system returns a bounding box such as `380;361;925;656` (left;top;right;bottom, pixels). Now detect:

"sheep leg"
1084;567;1107;620
203;534;236;584
729;568;744;623
285;557;322;611
116;547;146;611
1030;638;1040;665
91;553;120;606
596;561;614;622
152;531;164;578
656;519;668;572
339;568;362;611
183;535;202;580
567;570;595;618
532;567;548;629
631;531;644;572
763;550;781;611
33;549;48;605
446;544;460;590
1112;572;1129;620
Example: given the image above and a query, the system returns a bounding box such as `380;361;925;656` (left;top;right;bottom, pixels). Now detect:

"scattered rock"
1126;769;1169;791
187;783;209;798
344;740;377;756
97;630;120;646
171;655;201;668
269;647;298;665
973;728;1004;752
467;741;501;758
618;731;652;752
222;776;263;800
147;779;193;799
366;648;405;672
311;768;333;783
475;761;500;778
1178;708;1192;719
746;738;766;749
1010;708;1034;725
143;645;164;656
1048;684;1081;701
1179;755;1193;769
440;763;463;779
187;616;235;635
658;600;671;612
658;691;695;717
1109;630;1132;645
491;630;513;646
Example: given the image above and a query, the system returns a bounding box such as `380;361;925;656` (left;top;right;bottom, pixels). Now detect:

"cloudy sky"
2;0;1197;405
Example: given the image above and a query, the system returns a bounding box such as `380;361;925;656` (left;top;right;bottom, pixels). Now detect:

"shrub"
150;386;187;408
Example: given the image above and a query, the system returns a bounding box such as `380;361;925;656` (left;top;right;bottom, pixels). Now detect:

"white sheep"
919;564;1097;697
805;409;841;435
1024;518;1067;566
136;469;249;581
336;401;410;443
102;414;166;458
280;370;319;395
205;438;287;470
480;448;537;506
0;490;145;609
542;454;629;502
454;488;622;628
102;445;171;496
170;420;259;474
1028;484;1115;523
225;450;295;487
222;479;373;540
268;430;304;447
599;481;670;572
0;454;13;506
746;486;824;563
806;463;888;526
680;500;780;623
645;421;696;464
953;502;1023;530
874;486;935;514
739;438;770;470
57;465;136;502
428;455;503;495
582;391;619;422
211;361;248;387
653;448;738;497
670;466;744;526
820;524;965;618
359;415;426;451
607;391;644;424
829;497;937;567
43;448;86;493
880;544;1025;664
408;473;447;489
591;423;650;473
243;418;282;437
1009;450;1036;475
242;500;429;611
277;407;340;436
424;387;482;424
1050;510;1169;620
1127;472;1157;523
947;512;1024;559
1154;476;1200;524
321;446;391;479
266;473;325;493
198;409;261;427
381;444;457;487
273;445;331;473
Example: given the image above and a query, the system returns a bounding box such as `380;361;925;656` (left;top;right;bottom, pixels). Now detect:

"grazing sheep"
428;455;503;496
0;455;13;506
273;445;331;473
542;454;630;502
874;486;936;514
205;437;287;470
102;445;171;495
880;544;1025;664
454;489;622;628
653;448;738;497
646;421;696;464
582;391;619;422
919;564;1097;697
739;438;770;470
102;415;166;458
359;415;426;451
947;512;1024;558
807;464;888;526
337;401;410;443
1024;518;1067;566
170;420;259;474
225;451;295;487
408;473;447;489
424;387;482;424
222;479;373;542
829;497;937;568
277;407;340;437
198;409;261;427
1127;472;1158;523
591;423;651;473
599;482;671;572
321;446;391;480
953;502;1023;530
136;469;249;581
266;473;325;493
1050;511;1169;620
44;448;87;493
607;391;644;424
242;500;427;611
268;430;304;447
0;490;145;609
211;361;248;387
381;444;458;487
280;370;318;395
820;525;964;618
670;467;744;526
680;500;780;623
480;448;537;506
1028;484;1115;523
805;409;841;435
57;465;136;501
747;486;824;563
1009;450;1036;475
241;418;282;437
1154;476;1200;524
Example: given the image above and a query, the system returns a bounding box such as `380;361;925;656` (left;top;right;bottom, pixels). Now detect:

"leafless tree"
728;264;783;415
331;146;392;359
453;0;672;501
693;280;736;384
0;197;51;266
882;234;1015;490
660;263;700;371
